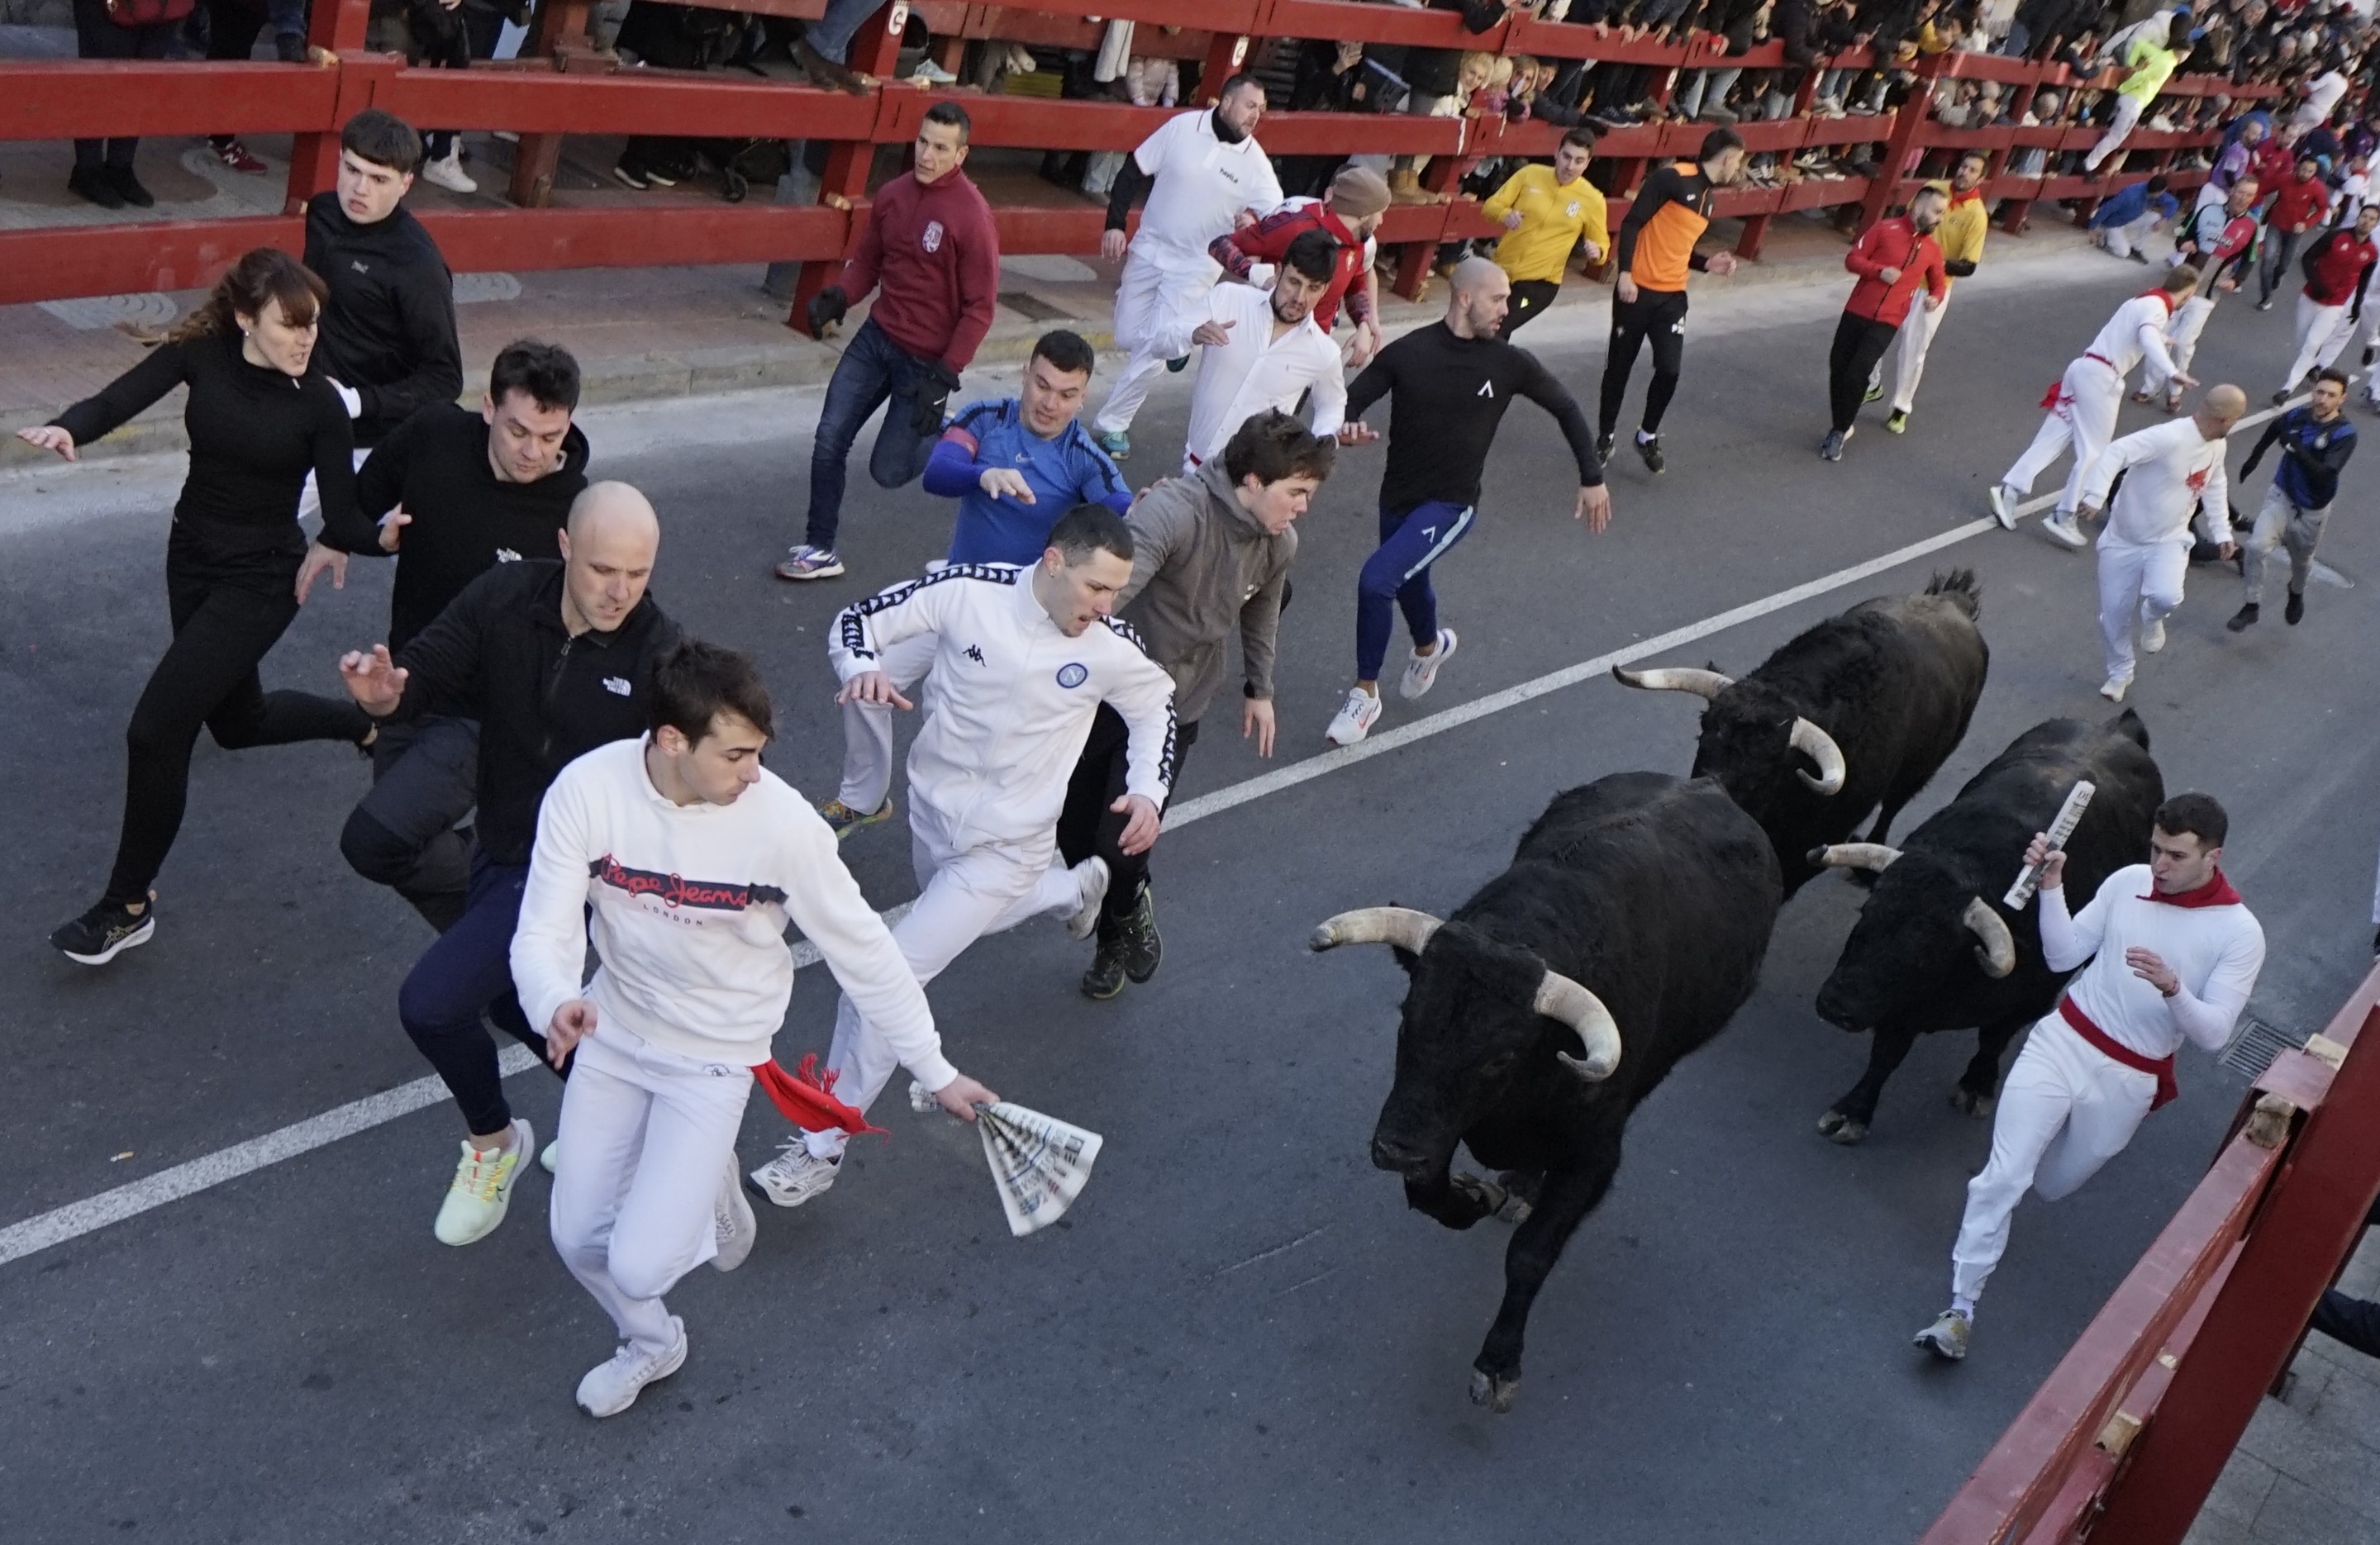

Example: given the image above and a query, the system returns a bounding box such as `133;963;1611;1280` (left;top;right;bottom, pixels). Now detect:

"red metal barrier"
1921;962;2380;1544
0;1;2265;320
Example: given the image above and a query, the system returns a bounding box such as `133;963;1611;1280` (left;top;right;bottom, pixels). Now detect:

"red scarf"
2059;997;2180;1110
1949;188;1983;207
750;1053;885;1138
2140;868;2240;907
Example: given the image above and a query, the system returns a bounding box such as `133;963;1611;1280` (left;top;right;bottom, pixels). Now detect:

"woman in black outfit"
18;247;381;966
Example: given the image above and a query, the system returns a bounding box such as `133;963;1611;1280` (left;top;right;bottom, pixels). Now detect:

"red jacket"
835;169;1001;371
1210;202;1376;334
2304;228;2379;307
2249;140;2298;199
2267;173;2332;232
1843;216;1947;327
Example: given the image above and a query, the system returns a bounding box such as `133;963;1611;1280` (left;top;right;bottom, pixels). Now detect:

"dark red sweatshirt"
836;169;1001;371
2267;172;2331;233
2304;228;2379;307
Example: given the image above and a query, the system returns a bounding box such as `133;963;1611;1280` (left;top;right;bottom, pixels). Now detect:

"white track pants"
550;1024;753;1356
2240;483;2330;605
2100;212;2159;260
2143;295;2215;400
2082;94;2146;174
2284;293;2353;393
1093;250;1216;437
836;630;939;813
2097;535;2188;685
1889;291;1949;414
1950;1015;2159;1302
802;805;1092;1158
2006;355;2122;516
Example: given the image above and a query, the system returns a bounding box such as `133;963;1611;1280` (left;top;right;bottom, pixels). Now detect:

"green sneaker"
1884;409;1909;435
433;1118;532;1247
818;796;893;839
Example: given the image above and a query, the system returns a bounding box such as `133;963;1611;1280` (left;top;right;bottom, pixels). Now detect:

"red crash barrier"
0;0;2269;319
1920;962;2380;1545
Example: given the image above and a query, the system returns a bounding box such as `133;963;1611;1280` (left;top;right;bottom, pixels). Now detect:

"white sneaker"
540;1140;558;1174
575;1316;688;1418
747;1139;841;1209
1987;484;2018;530
1065;855;1110;939
712;1151;757;1272
2099;674;2130;702
2039;511;2087;549
432;1118;532;1246
1398;629;1459;701
910;59;958;83
2140;617;2167;654
1325;687;1383;746
420;150;478;194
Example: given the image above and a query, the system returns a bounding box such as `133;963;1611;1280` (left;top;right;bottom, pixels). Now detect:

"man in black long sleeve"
336;482;679;1249
1322;258;1611;747
305;340;593;930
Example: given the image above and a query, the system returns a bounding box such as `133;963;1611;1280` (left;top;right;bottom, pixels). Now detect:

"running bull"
1612;571;1988;896
1311;772;1781;1412
1806;711;2163;1143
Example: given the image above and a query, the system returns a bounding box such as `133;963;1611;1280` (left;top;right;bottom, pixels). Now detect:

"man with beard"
1822;184;1947;461
1156;229;1354;473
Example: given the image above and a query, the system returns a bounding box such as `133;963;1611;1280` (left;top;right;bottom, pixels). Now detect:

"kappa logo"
964;644;988;665
922;219;945;254
602;676;631;696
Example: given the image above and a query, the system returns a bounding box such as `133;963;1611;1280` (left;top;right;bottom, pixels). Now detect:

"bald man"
340;481;687;1248
2073;387;2243;702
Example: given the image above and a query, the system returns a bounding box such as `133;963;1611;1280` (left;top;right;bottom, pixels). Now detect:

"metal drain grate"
2220;1016;2304;1081
997;290;1078;323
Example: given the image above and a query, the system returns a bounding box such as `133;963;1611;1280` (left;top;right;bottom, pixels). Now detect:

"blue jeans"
804;315;941;550
1997;21;2031;56
807;0;880;64
397;852;556;1135
1357;501;1476;682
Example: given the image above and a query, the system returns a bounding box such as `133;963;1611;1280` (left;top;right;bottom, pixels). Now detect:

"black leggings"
1055;706;1200;939
1598;287;1689;438
1827;311;1901;433
1502;278;1562;336
105;542;371;905
72;0;174;172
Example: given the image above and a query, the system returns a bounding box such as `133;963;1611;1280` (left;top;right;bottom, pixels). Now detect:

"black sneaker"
1594;430;1616;465
610;162;650;191
2225;602;2259;632
1634;434;1665;474
1080;936;1130;1001
1820;428;1847;462
105;166;155;208
2285;591;2305;625
52;895;155;966
1116;886;1162;985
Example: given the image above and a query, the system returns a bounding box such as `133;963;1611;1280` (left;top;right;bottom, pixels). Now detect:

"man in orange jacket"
1822;185;1948;462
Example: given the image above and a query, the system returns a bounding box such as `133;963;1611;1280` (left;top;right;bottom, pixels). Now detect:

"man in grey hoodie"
1054;410;1337;1000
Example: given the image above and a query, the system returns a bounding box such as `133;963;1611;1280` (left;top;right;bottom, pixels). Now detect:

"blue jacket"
2090;183;2179;229
923;398;1132;566
2247;405;2357;511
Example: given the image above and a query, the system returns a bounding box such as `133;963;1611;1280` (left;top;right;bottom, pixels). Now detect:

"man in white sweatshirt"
748;502;1178;1210
1916;794;2265;1362
513;639;997;1418
1159;226;1350;473
1989;266;2200;535
2069;384;2244;701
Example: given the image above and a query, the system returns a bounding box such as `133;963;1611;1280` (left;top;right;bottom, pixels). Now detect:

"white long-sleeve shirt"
511;737;954;1087
830;564;1178;858
2081;291;2182;383
1154;280;1346;468
1130;108;1284;272
2040;863;2266;1060
2079;416;2230;545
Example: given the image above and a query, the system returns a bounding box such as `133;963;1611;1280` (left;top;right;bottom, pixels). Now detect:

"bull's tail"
1924;568;1983;618
2106;706;2151;750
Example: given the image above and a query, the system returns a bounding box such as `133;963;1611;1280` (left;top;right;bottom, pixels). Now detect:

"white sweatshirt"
2040;863;2266;1060
1130;108;1284;271
2078;416;2229;545
830;564;1178;858
1154;280;1347;468
2080;292;2181;383
511;737;954;1088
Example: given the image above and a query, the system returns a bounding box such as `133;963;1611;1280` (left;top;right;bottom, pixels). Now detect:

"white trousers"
2284;293;2354;393
2240;483;2330;604
802;806;1090;1158
1094;250;1216;436
2006;355;2122;516
1889;289;1949;413
2100;212;2159;260
550;1024;753;1356
1950;1015;2159;1301
2143;295;2215;398
836;630;939;812
2097;535;2188;684
2082;94;2147;173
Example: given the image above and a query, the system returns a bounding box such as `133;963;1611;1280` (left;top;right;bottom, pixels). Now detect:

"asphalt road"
3;245;2378;1545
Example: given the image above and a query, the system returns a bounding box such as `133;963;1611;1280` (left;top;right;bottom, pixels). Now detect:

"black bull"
1311;773;1781;1412
1807;711;2163;1143
1614;571;1989;897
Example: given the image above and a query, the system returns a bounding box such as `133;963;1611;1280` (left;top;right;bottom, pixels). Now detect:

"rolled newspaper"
2004;780;2095;910
909;1085;1105;1237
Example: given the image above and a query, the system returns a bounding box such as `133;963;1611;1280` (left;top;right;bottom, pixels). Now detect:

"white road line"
0;396;2299;1271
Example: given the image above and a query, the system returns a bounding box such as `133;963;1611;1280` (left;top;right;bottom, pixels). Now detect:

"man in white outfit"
2068;385;2244;701
513;640;997;1416
748;503;1178;1209
1092;74;1283;461
1988;266;2200;534
1160;226;1350;472
1916;795;2265;1361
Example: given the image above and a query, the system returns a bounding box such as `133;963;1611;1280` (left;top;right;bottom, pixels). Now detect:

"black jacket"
302;192;464;449
392;559;679;865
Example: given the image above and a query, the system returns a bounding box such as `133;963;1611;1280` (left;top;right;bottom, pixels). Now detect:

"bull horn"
1789;717;1847;796
1963;897;2017;979
1808;842;1903;872
1536;970;1623;1082
1310;906;1444;954
1611;664;1733;700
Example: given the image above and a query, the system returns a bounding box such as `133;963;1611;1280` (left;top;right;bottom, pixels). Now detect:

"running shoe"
1115;884;1162;984
610;162;650;191
540;1140;559;1174
1325;687;1383;746
1065;856;1111;940
2226;603;2260;632
576;1316;688;1418
1913;1309;1971;1362
1884;410;1908;435
2140;616;2167;654
712;1151;757;1272
421;150;477;195
1081;935;1130;1001
1820;429;1848;462
2271;389;2290;408
432;1118;533;1247
774;544;845;581
212;138;268;174
1594;431;1616;465
2099;674;2130;703
747;1140;840;1209
50;893;155;966
2286;591;2306;625
818;796;893;838
1862;377;1883;405
910;59;959;85
1633;433;1665;474
1398;628;1459;701
1095;430;1130;460
1987;484;2017;530
1166;356;1190;373
2039;511;2087;549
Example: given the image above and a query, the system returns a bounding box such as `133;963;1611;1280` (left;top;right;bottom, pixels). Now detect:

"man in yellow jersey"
1483;127;1610;338
1883;152;1989;434
1596;127;1748;475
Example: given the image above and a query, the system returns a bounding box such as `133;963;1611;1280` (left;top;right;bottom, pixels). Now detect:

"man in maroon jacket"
776;102;1002;582
1207;164;1392;366
2278;204;2380;404
2256;153;2332;309
1821;185;1948;462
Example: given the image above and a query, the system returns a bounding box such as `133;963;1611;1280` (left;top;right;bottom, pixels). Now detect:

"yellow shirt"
1483;164;1610;286
1935;188;1988;288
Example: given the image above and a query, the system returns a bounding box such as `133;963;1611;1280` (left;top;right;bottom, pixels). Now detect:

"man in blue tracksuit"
821;329;1133;833
2087;174;2178;261
2229;366;2356;630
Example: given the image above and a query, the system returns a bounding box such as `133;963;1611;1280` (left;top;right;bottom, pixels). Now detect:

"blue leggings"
1357;500;1474;682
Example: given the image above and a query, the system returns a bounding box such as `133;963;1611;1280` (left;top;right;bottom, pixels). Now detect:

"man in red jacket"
776;102;1001;582
1207;164;1392;366
2278;204;2380;403
1822;186;1947;462
2257;153;2332;310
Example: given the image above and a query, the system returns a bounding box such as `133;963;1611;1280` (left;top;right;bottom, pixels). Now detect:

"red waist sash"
2059;996;2178;1111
